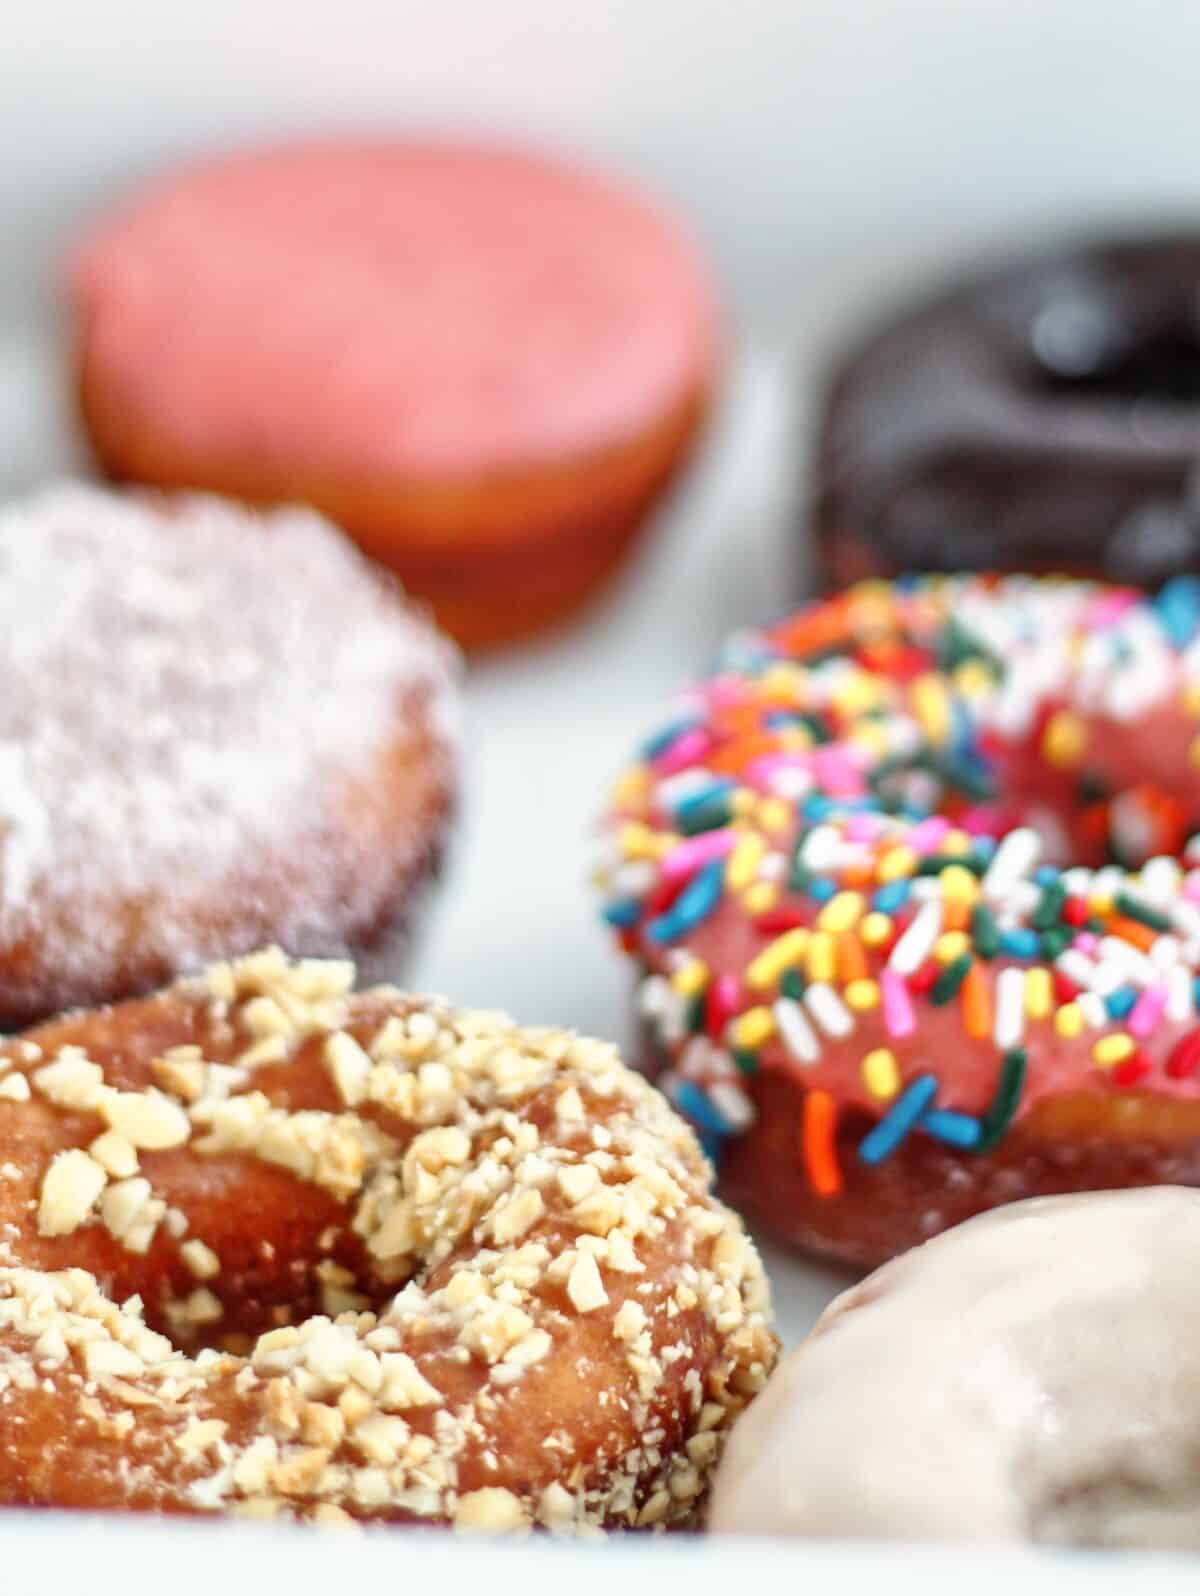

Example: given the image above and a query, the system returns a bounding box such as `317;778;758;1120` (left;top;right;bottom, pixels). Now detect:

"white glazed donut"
710;1187;1200;1547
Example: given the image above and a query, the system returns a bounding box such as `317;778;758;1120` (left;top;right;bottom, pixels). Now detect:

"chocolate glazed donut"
812;234;1200;590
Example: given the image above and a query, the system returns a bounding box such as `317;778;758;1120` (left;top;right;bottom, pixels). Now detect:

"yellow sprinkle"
777;726;813;754
742;882;779;916
912;674;950;745
726;833;766;893
861;1047;900;1101
1024;968;1052;1020
746;929;810;992
670;959;710;999
831;672;883;717
806;932;836;984
953;660;993;700
847;582;896;631
860;912;893;947
1088;894;1113;918
730;1006;776;1050
817;891;865;935
1093;1033;1135;1067
850;723;890;760
939;865;979;905
730;789;758;818
934;931;970;964
1181;680;1200;717
845;979;880;1012
941;829;971;855
620;821;676;860
609;765;652;809
759;663;807;700
757;797;793;835
1042;710;1087;769
1054;1003;1084;1039
877;846;917;883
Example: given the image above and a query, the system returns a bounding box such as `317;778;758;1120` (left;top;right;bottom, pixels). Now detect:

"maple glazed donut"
0;949;775;1529
72;139;717;650
0;483;457;1030
595;573;1200;1268
711;1188;1200;1547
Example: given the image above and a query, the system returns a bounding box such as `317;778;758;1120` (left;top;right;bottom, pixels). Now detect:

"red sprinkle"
1052;969;1081;1004
909;960;940;996
1061;897;1089;927
1113;1049;1151;1088
705;976;743;1041
753;906;810;935
1167;1030;1200;1079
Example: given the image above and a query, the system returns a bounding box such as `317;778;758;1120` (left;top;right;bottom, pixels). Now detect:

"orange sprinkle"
708;733;778;775
961;961;993;1041
802;1090;842;1197
841;860;875;889
942;900;969;933
773;601;850;657
836;931;869;984
1105;915;1157;954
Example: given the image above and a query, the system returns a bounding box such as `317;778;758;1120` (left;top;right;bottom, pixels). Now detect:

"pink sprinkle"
906;816;951;854
961;805;1002;837
661;829;737;884
1184;874;1200;904
705;676;746;709
745;751;810;788
1074;932;1100;955
812;747;867;798
845;812;888;843
881;968;916;1039
706;974;744;1040
1129;984;1169;1039
653;726;713;776
1082;590;1138;629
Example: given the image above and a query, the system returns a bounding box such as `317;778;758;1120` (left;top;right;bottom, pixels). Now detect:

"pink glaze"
74;140;718;481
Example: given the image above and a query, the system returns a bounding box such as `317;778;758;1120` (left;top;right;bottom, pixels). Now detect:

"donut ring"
0;484;457;1029
711;1188;1200;1547
0;949;775;1529
596;574;1200;1268
813;234;1200;592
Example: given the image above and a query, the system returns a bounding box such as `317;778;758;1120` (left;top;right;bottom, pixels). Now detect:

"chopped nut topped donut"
0;950;776;1530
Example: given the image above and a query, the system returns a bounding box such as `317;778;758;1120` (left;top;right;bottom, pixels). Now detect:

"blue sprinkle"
601;898;641;929
971;835;998;860
873;880;911;914
859;1074;939;1164
1105;985;1137;1020
999;928;1040;959
764;710;806;730
641;714;701;760
803;794;835;821
672;1079;734;1139
809;877;837;903
1034;864;1060;886
921;1107;982;1149
645;860;724;944
1155;575;1200;649
675;779;736;821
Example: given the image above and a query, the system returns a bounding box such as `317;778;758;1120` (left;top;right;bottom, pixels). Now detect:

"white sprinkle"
1077;992;1108;1029
803;983;853;1039
982;828;1041;902
707;1081;755;1132
1167;964;1195;1022
888;900;942;976
773;998;819;1064
993;968;1026;1050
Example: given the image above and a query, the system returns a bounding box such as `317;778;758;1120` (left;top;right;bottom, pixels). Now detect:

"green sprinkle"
1114;891;1171;933
684;991;708;1034
732;1048;759;1076
974;1049;1027;1154
1077;773;1111;804
914;853;986;877
789;857;812;894
930;953;972;1005
931;757;997;802
780;968;807;1003
1038;928;1071;960
1031;881;1067;931
677;797;733;836
970;903;1000;959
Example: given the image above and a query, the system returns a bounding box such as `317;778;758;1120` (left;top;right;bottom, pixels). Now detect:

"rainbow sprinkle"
596;575;1200;1198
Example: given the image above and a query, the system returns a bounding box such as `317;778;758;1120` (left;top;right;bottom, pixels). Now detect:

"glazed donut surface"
0;484;457;1027
814;234;1200;592
0;950;775;1530
596;574;1200;1266
711;1187;1200;1548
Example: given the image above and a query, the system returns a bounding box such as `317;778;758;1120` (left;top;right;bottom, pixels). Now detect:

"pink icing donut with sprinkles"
595;574;1200;1268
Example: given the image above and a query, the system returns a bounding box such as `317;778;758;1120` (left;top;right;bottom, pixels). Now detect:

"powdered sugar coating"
0;484;459;1021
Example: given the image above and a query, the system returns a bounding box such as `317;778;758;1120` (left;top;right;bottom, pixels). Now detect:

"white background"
2;3;1200;1580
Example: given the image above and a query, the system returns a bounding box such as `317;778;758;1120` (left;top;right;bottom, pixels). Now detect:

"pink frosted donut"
72;140;718;649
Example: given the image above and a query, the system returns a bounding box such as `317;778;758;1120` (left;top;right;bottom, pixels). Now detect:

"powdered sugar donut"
72;140;717;649
0;483;457;1027
0;949;775;1529
596;575;1200;1267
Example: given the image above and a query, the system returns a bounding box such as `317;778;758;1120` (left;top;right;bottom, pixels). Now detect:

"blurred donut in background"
72;139;718;650
811;233;1200;593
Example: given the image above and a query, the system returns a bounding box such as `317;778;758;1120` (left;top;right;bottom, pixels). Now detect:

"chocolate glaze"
812;234;1200;590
